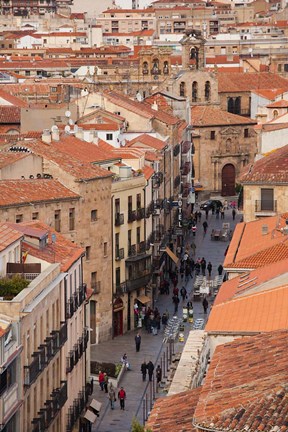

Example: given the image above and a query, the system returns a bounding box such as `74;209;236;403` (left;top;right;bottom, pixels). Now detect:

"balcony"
174;175;181;188
25;322;67;387
255;200;277;214
136;208;145;220
66;330;88;374
65;297;76;320
125;270;152;292
173;144;180;157
137;241;146;254
0;383;19;426
32;381;68;431
115;282;127;296
77;283;87;306
128;244;136;257
146;201;154;218
91;281;101;294
115;213;124;226
115;248;124;261
181;161;191;176
182;140;191;154
128;210;136;223
66;389;88;432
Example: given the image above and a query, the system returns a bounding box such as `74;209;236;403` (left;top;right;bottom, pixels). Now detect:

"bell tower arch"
180;29;205;70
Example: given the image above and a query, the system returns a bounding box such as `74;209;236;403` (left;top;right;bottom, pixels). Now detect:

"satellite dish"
73;125;79;133
51;233;56;243
136;91;143;102
51;125;58;132
68;118;74;126
65;110;71;118
64;125;71;133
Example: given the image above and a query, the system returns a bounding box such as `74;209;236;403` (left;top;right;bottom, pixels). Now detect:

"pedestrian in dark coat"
172;295;180;314
141;361;147;381
180;286;187;301
232;208;236;220
218;264;223;275
201;258;206;276
135;333;141;352
156;365;162;384
202;297;208;314
147;361;154;381
207;262;212;277
203;221;208;234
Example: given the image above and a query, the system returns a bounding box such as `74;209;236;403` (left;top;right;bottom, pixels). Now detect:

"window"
128;196;132;214
273;110;278;119
192;81;198;102
210;131;216;140
260;188;274;211
104;242;108;257
244;128;249;138
115;267;121;287
91;209;98;222
85;246;91;260
205;81;211;102
54;210;61;232
32;212;39;220
69;208;75;230
137;227;141;244
16;214;23;223
106;133;113;141
137;193;141;209
51;87;57;92
179;81;185;97
284;64;288;72
91;271;97;288
278;64;282;72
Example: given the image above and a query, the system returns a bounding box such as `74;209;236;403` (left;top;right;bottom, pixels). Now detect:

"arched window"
163;61;169;75
142;61;148;75
234;97;241;114
273;110;278;119
192;81;198;102
180;82;186;97
190;47;199;69
151;58;159;75
205;81;211;102
227;97;234;113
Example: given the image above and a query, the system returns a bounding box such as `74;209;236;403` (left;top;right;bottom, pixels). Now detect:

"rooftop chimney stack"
42;129;51;144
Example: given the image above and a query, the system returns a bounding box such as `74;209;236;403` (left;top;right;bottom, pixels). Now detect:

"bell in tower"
180;29;205;70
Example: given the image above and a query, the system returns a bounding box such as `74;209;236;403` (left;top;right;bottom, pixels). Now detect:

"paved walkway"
90;206;240;432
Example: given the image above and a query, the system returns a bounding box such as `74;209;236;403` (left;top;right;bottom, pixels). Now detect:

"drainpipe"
111;194;115;339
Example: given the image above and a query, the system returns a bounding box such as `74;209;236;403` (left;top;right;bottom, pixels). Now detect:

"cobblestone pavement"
90;205;240;432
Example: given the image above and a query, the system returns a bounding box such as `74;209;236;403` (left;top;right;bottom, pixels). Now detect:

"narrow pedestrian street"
90;205;240;432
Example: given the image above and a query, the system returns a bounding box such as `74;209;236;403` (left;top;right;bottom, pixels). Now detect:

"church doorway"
221;164;235;196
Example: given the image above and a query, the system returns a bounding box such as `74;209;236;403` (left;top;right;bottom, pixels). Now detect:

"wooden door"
221;164;235;196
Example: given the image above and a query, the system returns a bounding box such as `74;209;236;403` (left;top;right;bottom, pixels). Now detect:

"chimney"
262;225;268;235
75;127;83;140
42;129;51;144
52;128;59;141
93;132;99;145
151;101;158;111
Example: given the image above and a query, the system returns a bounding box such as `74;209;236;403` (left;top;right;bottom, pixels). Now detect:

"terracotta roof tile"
241;144;288;183
146;388;201;432
127;133;167;151
0;152;29;168
0;222;23;252
266;99;288;108
205;284;288;333
0;179;80;207
142;165;154;180
191;105;256;126
9;221;83;272
194;330;288;430
0;89;28;107
0;106;20;124
224;215;288;268
215;258;288;305
218;72;288;93
252;88;286;99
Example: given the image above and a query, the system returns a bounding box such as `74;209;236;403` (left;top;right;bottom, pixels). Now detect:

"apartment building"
0;0;72;16
0;220;89;432
0;137;113;344
96;8;156;34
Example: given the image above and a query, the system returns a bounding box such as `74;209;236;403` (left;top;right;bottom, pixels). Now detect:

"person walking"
201;257;206;276
147;361;154;382
172;294;180;314
190;241;196;257
207;261;212;278
192;224;197;237
118;387;126;410
218;264;223;276
141;361;147;381
202;297;208;314
220;207;225;219
103;373;109;393
232;208;236;220
135;332;141;352
108;383;116;410
180;286;187;301
156;365;162;384
98;370;105;391
203;221;208;235
197;210;202;221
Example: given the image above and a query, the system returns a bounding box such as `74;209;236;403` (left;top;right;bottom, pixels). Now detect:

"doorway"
221;164;235;196
113;298;124;337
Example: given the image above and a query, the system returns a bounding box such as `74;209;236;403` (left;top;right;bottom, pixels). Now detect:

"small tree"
131;418;153;432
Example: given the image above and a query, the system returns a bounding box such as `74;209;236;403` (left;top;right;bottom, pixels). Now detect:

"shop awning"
137;295;151;304
165;247;179;265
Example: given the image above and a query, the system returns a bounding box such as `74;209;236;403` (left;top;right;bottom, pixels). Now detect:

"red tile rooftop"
194;330;288;429
0;179;80;207
10;221;84;272
127;134;167;151
218;72;288;93
191;105;256;127
0;222;23;252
